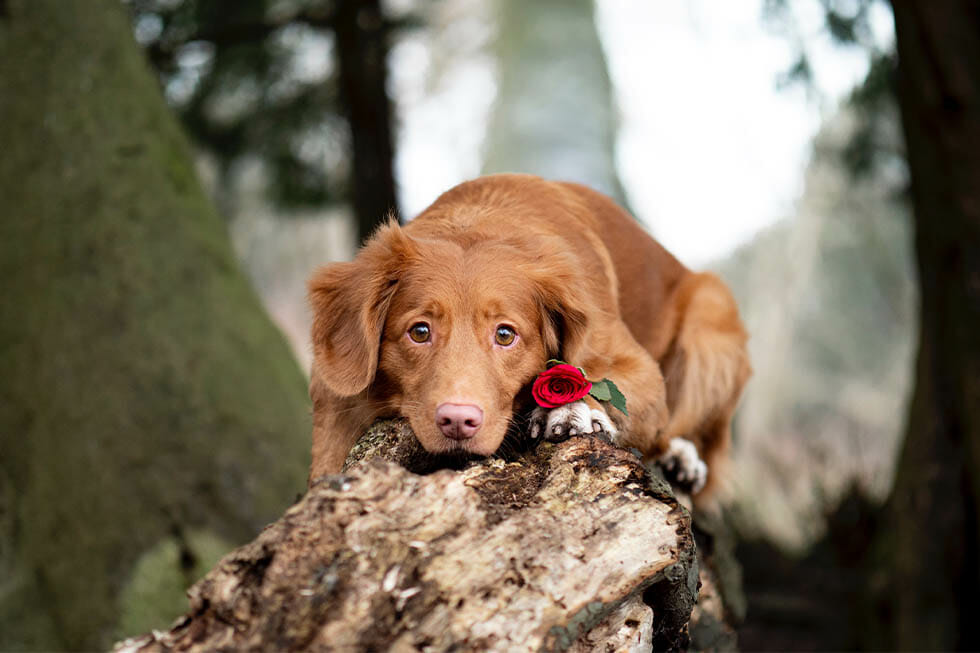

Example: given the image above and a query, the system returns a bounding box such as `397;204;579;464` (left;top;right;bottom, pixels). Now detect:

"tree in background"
0;0;311;648
482;0;629;207
129;0;402;242
744;0;980;647
867;1;980;648
333;0;399;241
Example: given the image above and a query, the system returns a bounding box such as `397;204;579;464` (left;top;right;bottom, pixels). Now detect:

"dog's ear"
308;220;415;396
520;248;592;362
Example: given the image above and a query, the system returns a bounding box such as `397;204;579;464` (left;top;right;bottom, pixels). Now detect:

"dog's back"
410;174;698;358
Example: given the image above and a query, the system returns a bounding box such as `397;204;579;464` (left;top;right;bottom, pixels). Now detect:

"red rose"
532;364;593;408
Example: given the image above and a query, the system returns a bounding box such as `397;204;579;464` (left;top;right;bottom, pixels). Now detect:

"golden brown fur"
308;174;750;499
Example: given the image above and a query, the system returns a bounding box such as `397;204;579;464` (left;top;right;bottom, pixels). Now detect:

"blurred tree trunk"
334;0;399;242
482;0;630;209
0;0;311;649
867;1;980;649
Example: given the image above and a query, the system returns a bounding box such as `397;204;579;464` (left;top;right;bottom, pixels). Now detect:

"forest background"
2;0;978;650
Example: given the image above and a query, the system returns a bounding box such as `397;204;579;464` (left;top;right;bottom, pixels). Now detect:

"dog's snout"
435;403;484;440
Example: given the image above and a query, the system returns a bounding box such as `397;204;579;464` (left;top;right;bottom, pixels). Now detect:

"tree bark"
334;0;399;242
0;1;311;648
867;2;980;649
114;421;719;652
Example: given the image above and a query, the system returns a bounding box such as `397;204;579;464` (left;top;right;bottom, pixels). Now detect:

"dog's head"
308;220;590;457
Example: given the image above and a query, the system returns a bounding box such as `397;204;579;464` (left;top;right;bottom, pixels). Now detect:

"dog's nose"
435;403;484;440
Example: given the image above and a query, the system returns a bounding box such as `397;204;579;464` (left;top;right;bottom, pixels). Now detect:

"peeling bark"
117;420;741;652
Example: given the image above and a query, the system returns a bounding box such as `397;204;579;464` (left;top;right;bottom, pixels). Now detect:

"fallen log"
116;419;737;652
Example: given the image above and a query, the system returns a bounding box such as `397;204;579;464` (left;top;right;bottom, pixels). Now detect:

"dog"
307;174;750;499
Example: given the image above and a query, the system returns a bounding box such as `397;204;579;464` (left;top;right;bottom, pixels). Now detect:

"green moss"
0;0;311;648
0;566;67;650
545;600;612;651
115;530;234;640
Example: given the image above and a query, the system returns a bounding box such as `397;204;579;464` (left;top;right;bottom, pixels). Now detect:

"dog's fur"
308;174;750;499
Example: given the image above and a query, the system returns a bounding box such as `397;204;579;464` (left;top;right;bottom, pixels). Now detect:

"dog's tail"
659;272;751;500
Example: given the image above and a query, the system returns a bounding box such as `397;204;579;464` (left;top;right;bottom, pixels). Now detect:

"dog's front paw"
657;438;707;494
530;401;619;442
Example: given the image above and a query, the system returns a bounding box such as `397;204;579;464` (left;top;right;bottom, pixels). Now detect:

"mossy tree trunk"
865;1;980;649
0;1;311;649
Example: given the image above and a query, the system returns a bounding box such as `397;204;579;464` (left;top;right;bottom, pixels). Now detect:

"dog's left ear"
520;248;592;362
308;220;415;396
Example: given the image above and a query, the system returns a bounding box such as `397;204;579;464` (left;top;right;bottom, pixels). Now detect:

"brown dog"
308;174;750;499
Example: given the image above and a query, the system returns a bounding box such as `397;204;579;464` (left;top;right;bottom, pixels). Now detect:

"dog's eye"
408;322;431;343
494;325;517;347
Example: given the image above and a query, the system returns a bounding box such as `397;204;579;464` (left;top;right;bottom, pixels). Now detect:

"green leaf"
606;379;628;416
546;359;566;369
588;380;612;402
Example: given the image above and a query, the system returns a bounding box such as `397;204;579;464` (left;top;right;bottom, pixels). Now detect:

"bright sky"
392;0;895;267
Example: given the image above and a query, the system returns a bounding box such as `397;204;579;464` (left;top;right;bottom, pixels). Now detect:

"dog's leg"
657;273;750;499
557;320;672;455
308;378;386;485
657;437;708;494
309;405;361;482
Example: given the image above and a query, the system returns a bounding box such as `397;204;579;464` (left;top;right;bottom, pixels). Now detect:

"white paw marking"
589;408;618;440
530;401;618;441
658;438;708;494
